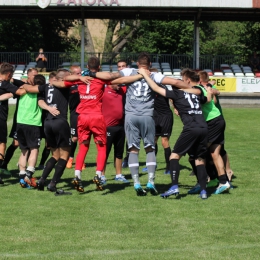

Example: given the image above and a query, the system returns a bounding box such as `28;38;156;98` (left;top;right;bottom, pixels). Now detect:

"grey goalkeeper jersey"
120;68;165;116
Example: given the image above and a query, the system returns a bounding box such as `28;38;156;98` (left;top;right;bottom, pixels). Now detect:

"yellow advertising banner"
209;76;236;92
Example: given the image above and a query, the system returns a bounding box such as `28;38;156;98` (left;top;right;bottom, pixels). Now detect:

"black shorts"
16;123;41;150
70;111;78;137
154;112;173;137
44;118;71;148
106;125;125;159
207;115;225;145
0;119;8;143
173;127;208;159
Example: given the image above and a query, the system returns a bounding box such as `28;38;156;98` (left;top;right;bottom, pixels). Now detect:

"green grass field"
1;106;260;259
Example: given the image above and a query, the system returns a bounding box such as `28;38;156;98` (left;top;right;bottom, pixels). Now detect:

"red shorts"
77;114;107;144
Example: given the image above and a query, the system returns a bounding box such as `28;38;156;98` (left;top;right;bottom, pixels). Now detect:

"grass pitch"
0;106;260;259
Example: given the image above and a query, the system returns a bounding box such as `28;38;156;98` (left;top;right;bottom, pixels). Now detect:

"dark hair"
49;71;57;79
88;57;100;70
181;68;200;82
34;74;46;85
117;60;127;66
27;68;38;74
0;62;14;75
137;52;151;66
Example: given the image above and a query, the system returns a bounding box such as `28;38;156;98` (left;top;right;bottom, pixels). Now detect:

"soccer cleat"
24;175;38;188
122;159;128;168
37;178;45;191
20;179;31;188
134;184;147;196
66;158;73;169
199;190;208;199
114;175;129;183
47;183;57;192
0;177;4;185
72;177;84;192
164;170;170;174
146;182;158;195
214;181;230;194
101;175;107;185
93;175;103;191
142;167;148;172
160;185;179;198
188;183;201;194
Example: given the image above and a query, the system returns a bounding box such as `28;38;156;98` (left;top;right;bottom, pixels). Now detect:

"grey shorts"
125;114;155;150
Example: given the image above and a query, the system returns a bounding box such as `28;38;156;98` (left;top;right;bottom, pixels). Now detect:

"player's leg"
0;119;8;183
91;115;107;191
221;145;233;181
48;146;70;192
1;130;19;171
160;113;173;174
47;119;71;192
114;125;128;183
142;116;157;195
37;148;59;191
101;126;114;183
67;112;78;169
22;125;41;187
210;143;230;194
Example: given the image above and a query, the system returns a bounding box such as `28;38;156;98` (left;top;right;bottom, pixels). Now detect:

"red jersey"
102;86;127;127
64;78;109;114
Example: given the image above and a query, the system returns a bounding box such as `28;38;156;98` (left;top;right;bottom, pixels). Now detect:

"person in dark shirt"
23;69;71;193
0;62;26;184
36;48;47;72
66;65;82;170
1;68;38;174
138;68;209;199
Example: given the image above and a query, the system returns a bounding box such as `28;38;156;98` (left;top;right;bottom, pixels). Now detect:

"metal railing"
0;52;250;71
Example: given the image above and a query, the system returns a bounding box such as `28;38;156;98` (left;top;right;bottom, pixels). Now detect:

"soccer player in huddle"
66;65;83;170
138;68;209;199
0;63;27;184
23;70;71;193
52;57;111;192
198;70;233;182
94;52;190;196
182;69;230;195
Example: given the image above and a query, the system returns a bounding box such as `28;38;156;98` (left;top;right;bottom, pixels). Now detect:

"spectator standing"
36;48;47;72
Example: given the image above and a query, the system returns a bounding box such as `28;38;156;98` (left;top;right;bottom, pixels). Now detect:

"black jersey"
165;88;207;129
0;80;20;121
154;84;172;116
38;84;69;121
69;84;80;113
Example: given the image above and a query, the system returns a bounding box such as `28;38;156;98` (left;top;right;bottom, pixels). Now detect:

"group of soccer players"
0;52;233;198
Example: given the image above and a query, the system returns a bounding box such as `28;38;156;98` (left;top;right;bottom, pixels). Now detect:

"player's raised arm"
89;71;122;81
161;77;190;89
111;74;143;85
138;68;166;97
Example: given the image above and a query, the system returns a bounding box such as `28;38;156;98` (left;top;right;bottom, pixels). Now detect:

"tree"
0;18;77;52
122;20;194;54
